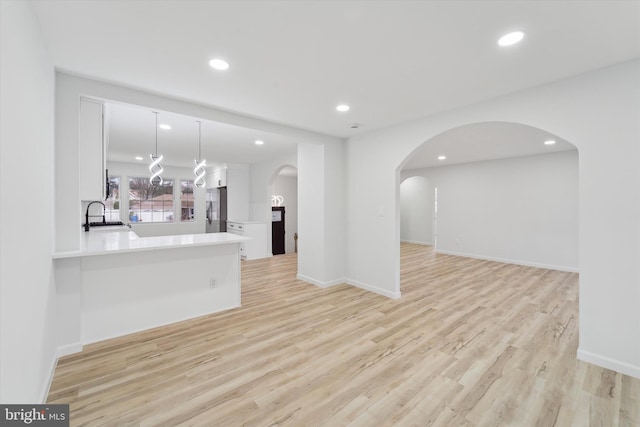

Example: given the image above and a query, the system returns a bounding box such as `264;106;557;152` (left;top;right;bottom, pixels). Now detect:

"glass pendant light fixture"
194;120;206;188
149;111;164;186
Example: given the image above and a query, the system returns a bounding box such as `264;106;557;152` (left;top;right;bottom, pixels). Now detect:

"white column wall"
347;60;640;377
323;139;347;283
297;143;326;283
297;140;347;286
0;1;58;403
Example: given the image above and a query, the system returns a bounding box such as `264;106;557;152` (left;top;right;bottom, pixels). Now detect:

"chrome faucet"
85;201;106;232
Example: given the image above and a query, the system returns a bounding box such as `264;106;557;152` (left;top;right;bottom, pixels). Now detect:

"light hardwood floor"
48;244;640;426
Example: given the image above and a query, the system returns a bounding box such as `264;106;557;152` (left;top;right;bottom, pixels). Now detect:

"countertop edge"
53;233;251;259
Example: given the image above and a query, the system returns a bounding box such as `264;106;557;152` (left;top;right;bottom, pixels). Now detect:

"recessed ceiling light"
544;140;557;145
255;140;264;145
498;31;525;47
135;156;143;161
159;124;171;130
209;58;230;71
336;104;350;112
438;155;447;160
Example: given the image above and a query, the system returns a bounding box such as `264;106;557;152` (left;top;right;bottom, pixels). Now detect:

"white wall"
249;154;298;222
0;1;58;403
347;60;640;378
404;151;579;271
400;176;432;245
271;173;298;254
106;161;206;237
297;140;347;286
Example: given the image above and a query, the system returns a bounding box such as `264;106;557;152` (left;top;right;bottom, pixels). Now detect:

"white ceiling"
402;122;576;170
107;102;298;167
31;1;640;168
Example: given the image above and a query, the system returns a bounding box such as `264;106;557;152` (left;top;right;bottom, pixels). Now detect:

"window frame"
180;179;195;222
128;177;175;223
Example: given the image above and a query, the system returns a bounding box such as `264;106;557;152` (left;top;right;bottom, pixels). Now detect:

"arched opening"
268;164;298;255
398;121;579;294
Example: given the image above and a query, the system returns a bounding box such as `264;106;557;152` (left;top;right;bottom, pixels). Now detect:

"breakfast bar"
53;228;250;354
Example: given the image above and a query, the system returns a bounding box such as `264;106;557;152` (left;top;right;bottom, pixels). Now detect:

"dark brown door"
272;206;285;255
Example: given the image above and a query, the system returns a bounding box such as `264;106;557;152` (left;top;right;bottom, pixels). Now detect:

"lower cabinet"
227;221;269;260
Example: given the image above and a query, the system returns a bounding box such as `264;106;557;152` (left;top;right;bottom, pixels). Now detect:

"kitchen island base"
53;231;247;351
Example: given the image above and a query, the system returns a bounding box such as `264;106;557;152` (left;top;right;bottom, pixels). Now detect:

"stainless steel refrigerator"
206;186;227;233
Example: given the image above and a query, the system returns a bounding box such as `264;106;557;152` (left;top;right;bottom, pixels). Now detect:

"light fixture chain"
154;111;158;156
198;120;202;160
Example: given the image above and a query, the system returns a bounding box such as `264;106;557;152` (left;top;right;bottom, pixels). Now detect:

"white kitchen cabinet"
79;97;106;201
206;167;227;189
226;221;269;260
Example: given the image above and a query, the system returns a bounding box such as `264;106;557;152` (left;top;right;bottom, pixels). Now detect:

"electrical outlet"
209;278;216;288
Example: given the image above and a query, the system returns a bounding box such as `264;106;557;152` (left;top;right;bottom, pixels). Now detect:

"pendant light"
194;120;206;188
149;111;164;186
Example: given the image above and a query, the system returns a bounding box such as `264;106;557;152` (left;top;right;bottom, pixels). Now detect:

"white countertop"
227;220;268;224
53;228;251;259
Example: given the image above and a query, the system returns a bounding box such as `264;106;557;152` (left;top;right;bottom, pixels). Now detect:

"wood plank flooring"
47;244;640;426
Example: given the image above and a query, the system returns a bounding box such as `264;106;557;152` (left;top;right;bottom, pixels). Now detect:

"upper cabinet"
79;97;106;201
206;167;227;189
205;164;250;220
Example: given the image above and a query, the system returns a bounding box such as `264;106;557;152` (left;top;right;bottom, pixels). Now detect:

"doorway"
272;206;286;255
398;122;579;294
269;165;298;255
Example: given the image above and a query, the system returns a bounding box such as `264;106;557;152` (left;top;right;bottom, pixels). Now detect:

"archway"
397;121;579;294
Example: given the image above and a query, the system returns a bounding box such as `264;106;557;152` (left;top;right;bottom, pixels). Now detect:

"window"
105;176;120;222
181;180;195;221
129;177;174;223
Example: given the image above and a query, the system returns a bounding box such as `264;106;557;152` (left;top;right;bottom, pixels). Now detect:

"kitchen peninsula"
53;227;250;355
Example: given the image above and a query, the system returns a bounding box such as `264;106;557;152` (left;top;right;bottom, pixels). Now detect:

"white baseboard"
58;342;83;357
347;278;401;300
83;303;241;346
296;274;346;288
400;240;432;246
40;342;85;403
40;351;59;404
577;349;640;379
296;274;401;299
435;249;579;273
